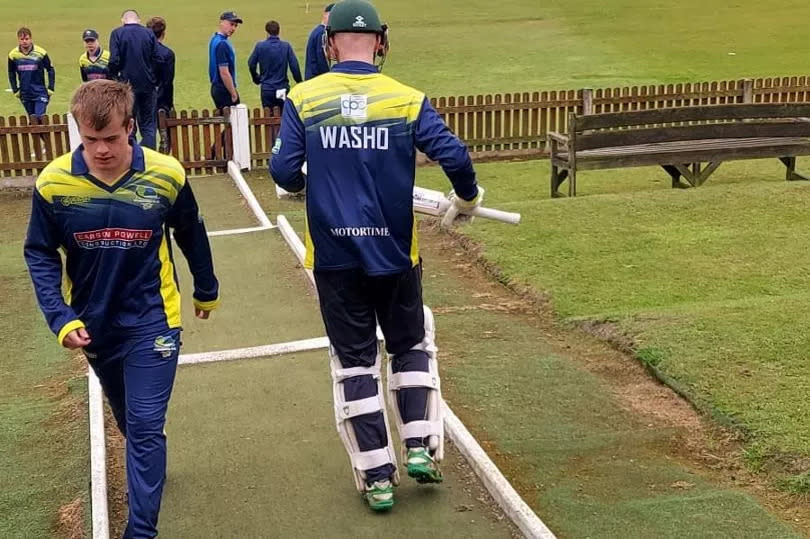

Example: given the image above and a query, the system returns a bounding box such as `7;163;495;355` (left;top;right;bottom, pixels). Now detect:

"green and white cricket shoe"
364;479;394;511
406;447;443;484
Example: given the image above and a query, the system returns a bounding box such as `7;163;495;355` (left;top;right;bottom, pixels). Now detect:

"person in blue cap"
209;11;243;109
78;29;110;82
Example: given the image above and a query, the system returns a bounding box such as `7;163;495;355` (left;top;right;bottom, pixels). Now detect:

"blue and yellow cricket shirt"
8;44;55;99
269;60;477;275
24;144;219;347
79;48;111;82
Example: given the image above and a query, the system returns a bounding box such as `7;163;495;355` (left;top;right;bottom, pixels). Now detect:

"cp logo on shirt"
341;94;368;119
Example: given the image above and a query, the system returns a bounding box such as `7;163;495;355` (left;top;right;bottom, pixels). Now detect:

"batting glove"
441;186;485;227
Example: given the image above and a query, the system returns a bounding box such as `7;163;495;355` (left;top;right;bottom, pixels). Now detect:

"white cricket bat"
275;163;520;226
412;186;520;225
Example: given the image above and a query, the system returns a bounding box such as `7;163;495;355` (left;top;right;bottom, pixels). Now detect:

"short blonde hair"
70;80;134;130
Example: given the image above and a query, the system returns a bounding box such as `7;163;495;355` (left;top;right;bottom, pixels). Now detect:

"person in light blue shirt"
208;11;242;109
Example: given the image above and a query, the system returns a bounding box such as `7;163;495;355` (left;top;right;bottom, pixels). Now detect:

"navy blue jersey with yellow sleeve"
8;45;55;98
24;144;219;347
269;61;477;275
79;48;111;82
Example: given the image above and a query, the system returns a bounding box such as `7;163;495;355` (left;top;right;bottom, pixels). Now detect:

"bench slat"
557;138;810;170
576;103;810;131
577;120;810;150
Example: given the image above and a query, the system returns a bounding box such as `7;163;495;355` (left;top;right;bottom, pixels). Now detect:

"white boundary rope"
227;161;273;229
208;224;276;237
88;367;110;539
179;336;329;365
274;213;555;538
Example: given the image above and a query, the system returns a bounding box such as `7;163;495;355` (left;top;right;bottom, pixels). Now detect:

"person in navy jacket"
248;20;302;112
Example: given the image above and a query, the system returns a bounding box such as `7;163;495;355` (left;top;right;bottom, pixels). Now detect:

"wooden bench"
547;103;810;197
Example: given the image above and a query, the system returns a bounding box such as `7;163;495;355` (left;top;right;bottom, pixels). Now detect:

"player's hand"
47;89;53;96
62;328;92;349
230;91;239;103
13;90;20;99
441;186;485;227
195;308;211;320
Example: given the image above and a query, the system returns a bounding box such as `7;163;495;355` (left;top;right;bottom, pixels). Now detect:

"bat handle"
468;206;521;224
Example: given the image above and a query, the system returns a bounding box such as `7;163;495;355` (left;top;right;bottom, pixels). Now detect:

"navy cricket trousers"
86;328;180;538
314;264;431;485
133;90;158;150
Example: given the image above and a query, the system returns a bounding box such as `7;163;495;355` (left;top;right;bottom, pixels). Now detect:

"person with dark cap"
208;11;242;109
146;17;175;153
248;20;302;112
108;9;160;149
304;3;334;80
270;0;482;512
78;30;110;82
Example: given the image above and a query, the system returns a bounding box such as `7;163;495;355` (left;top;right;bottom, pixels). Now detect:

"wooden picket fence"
0;114;70;177
249;107;282;169
158;109;232;176
6;76;810;177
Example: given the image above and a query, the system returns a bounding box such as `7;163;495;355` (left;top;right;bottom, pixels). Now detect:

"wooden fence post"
582;88;594;115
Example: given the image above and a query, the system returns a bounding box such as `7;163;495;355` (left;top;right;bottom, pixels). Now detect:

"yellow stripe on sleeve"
157;235;182;328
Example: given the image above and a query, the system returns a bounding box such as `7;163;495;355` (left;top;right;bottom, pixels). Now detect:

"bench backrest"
571;104;810;151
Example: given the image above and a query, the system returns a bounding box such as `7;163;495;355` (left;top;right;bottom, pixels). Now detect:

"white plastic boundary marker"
276;215;315;286
443;404;556;539
276;214;555;538
229;104;252;171
227;160;273;229
67;114;81;151
179;336;330;365
208;224;276;237
88;367;110;539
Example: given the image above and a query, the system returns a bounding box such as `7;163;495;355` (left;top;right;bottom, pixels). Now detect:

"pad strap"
389;371;438;390
352;447;394;471
401;420;443;440
409;340;437;354
338;396;382;420
334;365;380;382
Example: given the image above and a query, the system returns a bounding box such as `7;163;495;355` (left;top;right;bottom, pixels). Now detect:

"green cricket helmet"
326;0;385;35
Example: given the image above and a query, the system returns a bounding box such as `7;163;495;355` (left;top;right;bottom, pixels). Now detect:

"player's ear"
126;118;135;135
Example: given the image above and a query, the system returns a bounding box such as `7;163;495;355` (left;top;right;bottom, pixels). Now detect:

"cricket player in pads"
269;0;484;511
24;80;220;537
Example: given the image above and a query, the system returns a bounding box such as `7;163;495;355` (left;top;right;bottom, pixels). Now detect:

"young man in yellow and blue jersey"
270;0;483;512
24;80;219;538
8;27;55;118
78;29;110;82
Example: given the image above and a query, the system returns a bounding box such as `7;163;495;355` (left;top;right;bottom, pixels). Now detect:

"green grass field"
417;157;810;483
6;0;810;535
0;192;89;537
2;0;810;115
